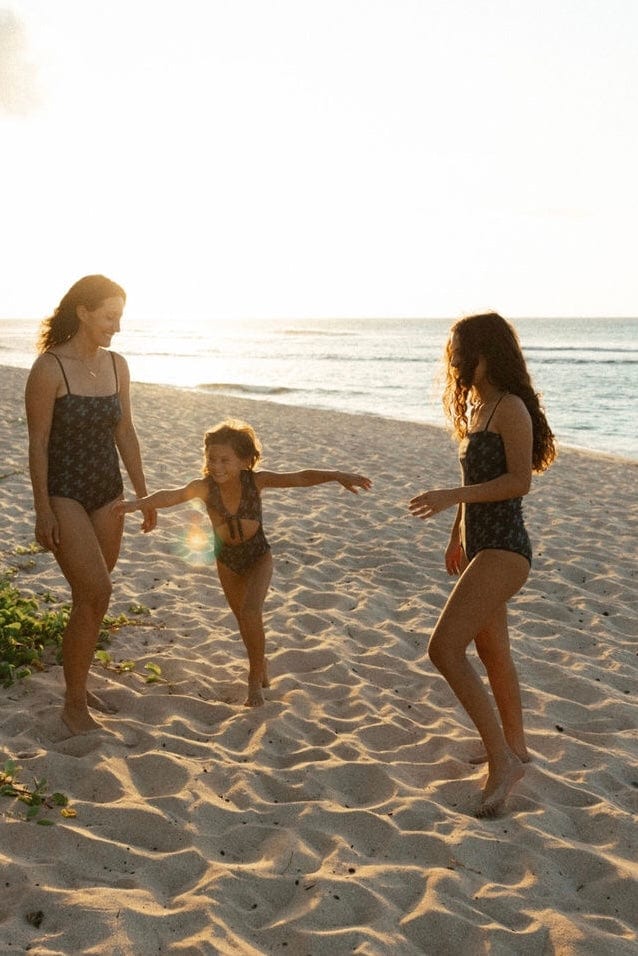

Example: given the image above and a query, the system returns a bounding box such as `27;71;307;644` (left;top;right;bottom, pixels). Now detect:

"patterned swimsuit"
206;470;271;574
47;352;124;513
459;398;532;565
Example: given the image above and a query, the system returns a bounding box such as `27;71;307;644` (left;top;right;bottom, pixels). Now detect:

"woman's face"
78;295;124;347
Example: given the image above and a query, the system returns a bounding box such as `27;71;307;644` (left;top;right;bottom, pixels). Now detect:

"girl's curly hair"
37;274;126;353
442;312;556;473
202;420;262;474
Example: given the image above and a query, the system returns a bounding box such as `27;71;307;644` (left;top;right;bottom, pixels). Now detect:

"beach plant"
94;650;167;684
0;759;75;824
0;576;153;688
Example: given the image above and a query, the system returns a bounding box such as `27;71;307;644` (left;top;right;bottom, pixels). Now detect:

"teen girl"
409;312;555;816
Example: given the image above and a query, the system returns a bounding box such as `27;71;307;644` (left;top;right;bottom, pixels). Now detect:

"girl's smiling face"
205;443;248;483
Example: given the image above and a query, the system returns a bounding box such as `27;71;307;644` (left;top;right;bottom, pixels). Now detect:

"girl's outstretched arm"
112;478;208;516
256;470;372;494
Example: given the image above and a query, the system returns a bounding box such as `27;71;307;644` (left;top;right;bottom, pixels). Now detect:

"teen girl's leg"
217;551;273;706
471;604;530;763
427;549;529;816
50;497;123;734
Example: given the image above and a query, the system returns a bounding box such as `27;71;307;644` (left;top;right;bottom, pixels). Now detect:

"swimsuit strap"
484;393;507;430
50;353;71;395
109;351;119;392
49;351;118;395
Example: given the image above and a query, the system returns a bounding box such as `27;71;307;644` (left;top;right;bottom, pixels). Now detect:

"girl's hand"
34;507;59;552
110;499;142;519
337;473;372;494
408;488;457;519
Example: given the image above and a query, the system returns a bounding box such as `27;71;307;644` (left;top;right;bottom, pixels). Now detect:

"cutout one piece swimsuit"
206;469;271;575
459;395;532;565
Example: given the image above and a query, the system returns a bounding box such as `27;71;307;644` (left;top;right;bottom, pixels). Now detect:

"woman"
409;312;555;816
25;275;156;734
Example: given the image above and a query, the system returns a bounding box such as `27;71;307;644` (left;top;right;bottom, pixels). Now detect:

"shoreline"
1;363;637;954
2;353;637;465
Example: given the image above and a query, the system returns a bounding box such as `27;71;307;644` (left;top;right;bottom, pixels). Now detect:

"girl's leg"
217;552;273;706
472;605;529;763
50;498;122;734
427;549;529;815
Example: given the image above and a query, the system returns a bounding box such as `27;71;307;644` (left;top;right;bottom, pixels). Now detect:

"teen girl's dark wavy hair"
37;274;126;353
202;420;262;474
442;312;556;473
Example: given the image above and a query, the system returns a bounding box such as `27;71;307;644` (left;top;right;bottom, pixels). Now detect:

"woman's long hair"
37;275;126;353
442;312;556;472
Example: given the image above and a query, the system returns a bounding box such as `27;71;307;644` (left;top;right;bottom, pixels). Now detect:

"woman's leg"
428;549;529;815
50;498;122;733
83;500;125;714
217;551;273;706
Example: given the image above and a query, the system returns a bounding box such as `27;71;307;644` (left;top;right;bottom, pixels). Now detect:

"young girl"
114;419;371;706
409;312;555;817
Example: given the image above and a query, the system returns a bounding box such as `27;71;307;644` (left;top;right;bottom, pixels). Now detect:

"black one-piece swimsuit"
459;398;532;565
47;352;124;513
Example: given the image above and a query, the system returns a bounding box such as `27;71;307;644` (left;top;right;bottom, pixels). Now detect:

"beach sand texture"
1;364;637;955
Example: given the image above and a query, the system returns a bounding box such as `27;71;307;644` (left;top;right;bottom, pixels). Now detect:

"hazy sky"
2;0;637;321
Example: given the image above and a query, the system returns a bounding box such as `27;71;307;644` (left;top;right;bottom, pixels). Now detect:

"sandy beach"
1;363;637;955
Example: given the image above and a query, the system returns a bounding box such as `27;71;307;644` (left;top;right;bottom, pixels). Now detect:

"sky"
1;0;637;322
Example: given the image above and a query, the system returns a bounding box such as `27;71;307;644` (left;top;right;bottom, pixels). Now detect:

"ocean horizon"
2;315;637;461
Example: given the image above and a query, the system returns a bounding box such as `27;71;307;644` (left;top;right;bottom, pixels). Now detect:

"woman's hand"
409;488;458;519
140;505;157;533
34;507;60;552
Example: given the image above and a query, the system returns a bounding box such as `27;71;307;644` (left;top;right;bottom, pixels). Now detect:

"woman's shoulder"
27;351;63;383
108;349;128;370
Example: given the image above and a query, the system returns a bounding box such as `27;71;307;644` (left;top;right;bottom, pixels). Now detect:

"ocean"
2;316;636;461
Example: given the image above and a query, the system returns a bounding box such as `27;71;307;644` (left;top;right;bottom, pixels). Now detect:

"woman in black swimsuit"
114;419;371;707
409;312;555;817
25;275;156;735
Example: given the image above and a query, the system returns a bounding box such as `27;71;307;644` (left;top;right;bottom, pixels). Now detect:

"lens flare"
171;515;215;566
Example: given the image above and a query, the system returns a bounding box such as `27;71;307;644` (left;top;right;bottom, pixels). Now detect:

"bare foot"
61;702;102;735
475;755;525;818
87;691;117;714
244;682;265;707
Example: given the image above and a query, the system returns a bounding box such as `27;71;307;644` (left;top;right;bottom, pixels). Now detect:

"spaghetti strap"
109;351;119;392
484;393;506;430
50;353;71;395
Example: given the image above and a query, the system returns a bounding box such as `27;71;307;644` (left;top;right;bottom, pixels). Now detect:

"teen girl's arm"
409;394;533;520
112;354;157;532
113;478;209;516
255;470;372;494
24;355;60;551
